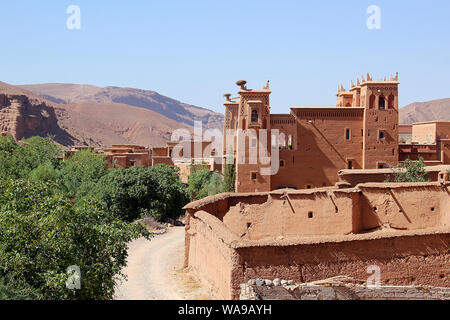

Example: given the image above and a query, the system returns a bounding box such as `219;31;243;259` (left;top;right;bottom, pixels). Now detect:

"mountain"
0;81;195;147
19;83;224;130
399;98;450;124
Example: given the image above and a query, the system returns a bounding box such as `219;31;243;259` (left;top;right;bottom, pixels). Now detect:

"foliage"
0;135;60;180
392;157;430;182
60;149;106;198
187;166;214;200
0;179;148;300
187;165;227;201
92;165;189;222
29;161;62;183
223;154;236;193
0;272;42;300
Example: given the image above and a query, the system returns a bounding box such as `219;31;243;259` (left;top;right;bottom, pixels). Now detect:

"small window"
378;164;384;169
348;161;353;169
306;184;312;189
379;97;385;110
280;160;285;167
346;129;351;140
251;110;258;123
251;172;257;180
308;211;313;219
379;131;385;139
361;129;364;137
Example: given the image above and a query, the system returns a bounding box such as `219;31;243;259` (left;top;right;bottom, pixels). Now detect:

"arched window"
388;95;395;109
251;110;258;123
369;95;376;109
379;96;385;110
242;118;246;129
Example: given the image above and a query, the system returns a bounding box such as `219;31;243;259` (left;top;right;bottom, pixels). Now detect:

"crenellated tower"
232;80;272;192
360;73;400;168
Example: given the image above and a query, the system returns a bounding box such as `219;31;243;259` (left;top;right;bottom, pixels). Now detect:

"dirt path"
114;226;213;300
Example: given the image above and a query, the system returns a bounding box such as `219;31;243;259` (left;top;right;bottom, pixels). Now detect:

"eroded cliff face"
0;93;75;145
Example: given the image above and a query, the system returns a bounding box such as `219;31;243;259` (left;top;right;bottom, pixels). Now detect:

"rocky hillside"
400;98;450;124
0;81;194;147
19;83;224;130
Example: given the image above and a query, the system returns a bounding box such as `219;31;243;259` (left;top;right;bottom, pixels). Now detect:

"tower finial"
357;78;360;86
223;93;231;102
395;72;399;81
367;73;372;81
264;80;270;89
362;75;365;82
236;80;247;90
351;80;355;88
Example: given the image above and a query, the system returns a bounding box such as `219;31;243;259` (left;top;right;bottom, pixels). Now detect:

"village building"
399;121;450;164
222;75;450;193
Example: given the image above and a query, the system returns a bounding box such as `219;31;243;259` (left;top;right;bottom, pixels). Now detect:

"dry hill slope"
20;83;224;130
399;98;450;124
56;102;191;147
1;81;192;147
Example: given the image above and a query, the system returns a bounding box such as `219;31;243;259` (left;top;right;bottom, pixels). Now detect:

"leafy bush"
0;272;42;300
0;135;60;180
92;165;189;222
223;155;236;193
0;179;148;299
60;149;106;198
187;165;227;201
392;157;430;182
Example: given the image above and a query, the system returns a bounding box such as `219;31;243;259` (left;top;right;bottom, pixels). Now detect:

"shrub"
92;165;189;222
0;179;148;299
187;165;227;201
392;157;430;183
0;135;60;180
60;148;106;198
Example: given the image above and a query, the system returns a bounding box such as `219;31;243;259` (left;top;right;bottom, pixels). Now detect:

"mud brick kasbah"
183;74;450;300
222;73;450;193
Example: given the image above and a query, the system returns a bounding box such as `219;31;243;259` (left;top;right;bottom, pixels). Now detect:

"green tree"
92;165;188;222
223;153;236;193
392;157;430;182
29;161;62;183
206;171;225;196
187;165;213;200
0;272;42;300
0;179;148;300
60;148;106;198
0;135;60;180
187;165;227;200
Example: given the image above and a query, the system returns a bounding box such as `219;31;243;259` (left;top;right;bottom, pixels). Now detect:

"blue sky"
1;0;449;113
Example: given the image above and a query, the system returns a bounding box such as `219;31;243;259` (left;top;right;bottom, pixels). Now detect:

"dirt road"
114;226;213;300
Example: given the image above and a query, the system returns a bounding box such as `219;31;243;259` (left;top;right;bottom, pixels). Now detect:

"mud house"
184;177;450;299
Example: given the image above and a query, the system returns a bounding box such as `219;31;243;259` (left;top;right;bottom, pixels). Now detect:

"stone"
281;280;288;285
264;279;273;286
255;279;265;286
273;278;281;286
